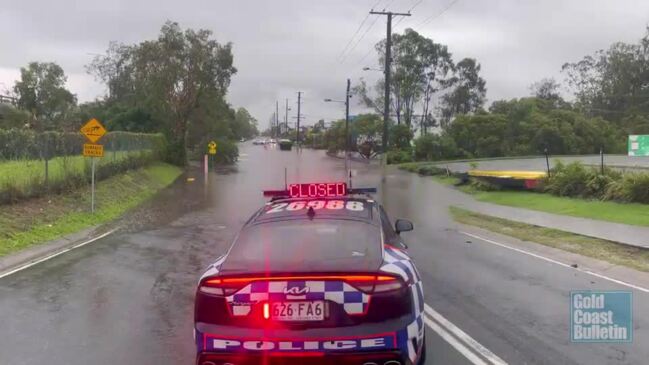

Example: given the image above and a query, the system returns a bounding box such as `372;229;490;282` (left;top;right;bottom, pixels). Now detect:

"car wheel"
417;337;427;365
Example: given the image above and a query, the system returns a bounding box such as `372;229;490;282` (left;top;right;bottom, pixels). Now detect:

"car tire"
417;337;427;365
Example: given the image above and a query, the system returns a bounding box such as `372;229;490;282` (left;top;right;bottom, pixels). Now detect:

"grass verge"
449;206;649;272
0;162;182;257
463;189;649;227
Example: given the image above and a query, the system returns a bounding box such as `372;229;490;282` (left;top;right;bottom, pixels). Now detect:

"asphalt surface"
0;144;647;364
436;154;649;173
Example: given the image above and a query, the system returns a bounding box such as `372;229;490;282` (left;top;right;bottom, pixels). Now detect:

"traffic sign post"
80;118;107;213
628;135;649;156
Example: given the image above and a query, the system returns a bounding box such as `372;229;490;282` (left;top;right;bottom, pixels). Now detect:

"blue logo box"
570;290;632;343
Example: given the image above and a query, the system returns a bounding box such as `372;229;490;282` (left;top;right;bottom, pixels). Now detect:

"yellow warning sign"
83;143;104;157
80;118;107;143
208;141;217;155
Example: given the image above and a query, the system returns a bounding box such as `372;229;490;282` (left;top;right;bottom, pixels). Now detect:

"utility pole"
370;10;411;155
285;98;289;135
345;78;351;167
296;91;302;144
276;100;279;138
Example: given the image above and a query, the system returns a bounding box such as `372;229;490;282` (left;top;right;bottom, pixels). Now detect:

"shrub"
544;161;592;197
620;173;649;204
387;149;413;164
469;178;501;191
213;138;239;165
413;134;459;161
584;174;612;199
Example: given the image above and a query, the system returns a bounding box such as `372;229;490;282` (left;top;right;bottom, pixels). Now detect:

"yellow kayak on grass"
468;170;547;180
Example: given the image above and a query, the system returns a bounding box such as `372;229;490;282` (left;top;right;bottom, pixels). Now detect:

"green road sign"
628;135;649;156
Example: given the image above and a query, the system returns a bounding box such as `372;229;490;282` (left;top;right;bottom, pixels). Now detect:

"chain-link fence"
0;130;166;204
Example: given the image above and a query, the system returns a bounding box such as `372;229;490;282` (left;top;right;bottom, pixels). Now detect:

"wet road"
1;144;647;364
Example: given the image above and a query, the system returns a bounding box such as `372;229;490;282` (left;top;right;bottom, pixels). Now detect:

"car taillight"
346;275;403;293
199;277;249;296
198;274;403;296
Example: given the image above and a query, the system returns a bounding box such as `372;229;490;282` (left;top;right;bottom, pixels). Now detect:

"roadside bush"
413;134;460;161
543;161;592;197
620;173;649;204
417;165;447;176
213;138;239;165
387;149;413;164
469;178;501;191
584;173;613;199
398;162;420;172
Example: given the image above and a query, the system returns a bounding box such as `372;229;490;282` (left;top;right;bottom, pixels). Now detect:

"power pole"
296;91;302;143
276;100;279;138
370;10;410;154
345;78;351;156
285;98;289;135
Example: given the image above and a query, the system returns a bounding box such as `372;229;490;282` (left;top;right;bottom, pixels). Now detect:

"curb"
0;226;117;279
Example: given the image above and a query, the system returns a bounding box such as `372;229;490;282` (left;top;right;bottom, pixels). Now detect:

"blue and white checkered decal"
381;246;425;364
227;280;370;316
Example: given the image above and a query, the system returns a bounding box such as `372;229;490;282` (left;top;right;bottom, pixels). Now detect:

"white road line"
423;314;490;365
425;304;508;365
460;231;649;294
0;229;117;279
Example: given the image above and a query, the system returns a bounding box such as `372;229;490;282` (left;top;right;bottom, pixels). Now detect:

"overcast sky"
1;0;648;130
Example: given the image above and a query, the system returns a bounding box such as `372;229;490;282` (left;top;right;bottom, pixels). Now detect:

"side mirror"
395;219;413;234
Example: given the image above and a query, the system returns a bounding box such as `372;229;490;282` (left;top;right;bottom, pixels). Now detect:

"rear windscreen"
223;219;382;272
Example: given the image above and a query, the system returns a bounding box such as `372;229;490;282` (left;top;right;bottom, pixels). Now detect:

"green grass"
0;150;152;190
463;189;649;227
450;206;649;272
432;175;461;185
0;162;182;257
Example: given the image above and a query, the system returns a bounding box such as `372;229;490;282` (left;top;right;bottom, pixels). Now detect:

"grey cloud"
1;0;648;129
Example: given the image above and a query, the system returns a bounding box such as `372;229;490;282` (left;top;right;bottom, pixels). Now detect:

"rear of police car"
195;191;424;365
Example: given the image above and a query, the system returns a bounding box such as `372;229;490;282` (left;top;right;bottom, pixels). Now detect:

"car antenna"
284;167;288;191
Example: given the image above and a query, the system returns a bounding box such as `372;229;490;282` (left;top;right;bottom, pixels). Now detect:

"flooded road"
0;144;647;364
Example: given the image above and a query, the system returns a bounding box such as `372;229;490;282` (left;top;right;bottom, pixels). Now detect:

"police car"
195;182;425;365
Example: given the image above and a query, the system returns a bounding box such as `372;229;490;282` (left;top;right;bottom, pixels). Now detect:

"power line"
337;0;385;61
340;16;382;64
393;0;423;28
414;0;460;29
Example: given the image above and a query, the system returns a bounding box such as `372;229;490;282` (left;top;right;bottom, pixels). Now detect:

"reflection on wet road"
0;144;647;364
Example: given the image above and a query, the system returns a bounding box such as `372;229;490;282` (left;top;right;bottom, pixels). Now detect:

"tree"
439;58;486;128
88;21;237;164
232;107;258;139
530;78;564;107
13;62;76;130
562;27;649;125
354;29;453;130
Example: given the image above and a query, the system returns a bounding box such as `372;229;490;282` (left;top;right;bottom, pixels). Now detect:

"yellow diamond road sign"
208;141;217;155
80;118;107;143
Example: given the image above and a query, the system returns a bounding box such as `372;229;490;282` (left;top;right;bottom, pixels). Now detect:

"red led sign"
288;182;347;198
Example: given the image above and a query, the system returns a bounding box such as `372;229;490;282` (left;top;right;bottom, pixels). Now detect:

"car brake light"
199;274;403;296
263;302;270;319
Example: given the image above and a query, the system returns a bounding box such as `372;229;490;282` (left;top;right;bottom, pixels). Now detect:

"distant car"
194;182;425;365
278;139;293;151
252;139;266;145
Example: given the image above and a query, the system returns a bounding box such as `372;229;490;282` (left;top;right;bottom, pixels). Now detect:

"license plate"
271;301;324;321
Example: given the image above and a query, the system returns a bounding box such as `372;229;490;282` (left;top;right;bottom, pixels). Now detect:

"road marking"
423;314;491;365
460;231;649;294
424;304;508;365
0;229;117;279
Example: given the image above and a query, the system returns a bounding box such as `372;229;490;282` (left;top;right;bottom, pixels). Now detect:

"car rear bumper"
196;350;412;365
195;320;420;365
